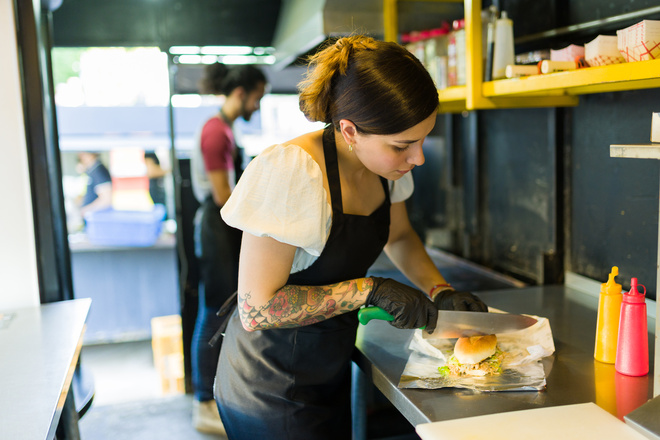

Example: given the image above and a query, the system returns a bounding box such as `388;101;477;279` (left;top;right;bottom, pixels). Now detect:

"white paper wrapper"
399;309;555;392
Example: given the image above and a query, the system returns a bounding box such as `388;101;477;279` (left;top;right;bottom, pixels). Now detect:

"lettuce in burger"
439;334;504;377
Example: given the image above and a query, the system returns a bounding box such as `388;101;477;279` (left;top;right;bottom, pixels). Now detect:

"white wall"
0;0;40;309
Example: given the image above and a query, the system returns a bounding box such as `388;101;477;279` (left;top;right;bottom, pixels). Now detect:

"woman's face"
354;112;437;180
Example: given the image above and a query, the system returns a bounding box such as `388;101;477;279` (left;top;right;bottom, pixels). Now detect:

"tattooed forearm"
238;278;372;331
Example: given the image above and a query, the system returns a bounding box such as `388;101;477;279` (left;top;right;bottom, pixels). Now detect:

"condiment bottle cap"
623;277;646;303
601;266;622;295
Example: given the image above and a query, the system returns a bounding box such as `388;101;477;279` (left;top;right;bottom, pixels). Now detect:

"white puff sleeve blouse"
221;143;414;273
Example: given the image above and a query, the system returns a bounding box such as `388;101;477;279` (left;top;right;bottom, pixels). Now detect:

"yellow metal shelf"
438;86;466;101
437;87;467;113
438;85;580;112
484;59;660;97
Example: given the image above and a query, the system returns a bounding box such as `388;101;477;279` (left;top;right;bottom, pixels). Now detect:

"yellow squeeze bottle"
594;266;623;363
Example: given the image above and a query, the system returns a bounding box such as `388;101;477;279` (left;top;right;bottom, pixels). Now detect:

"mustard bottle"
594;266;623;363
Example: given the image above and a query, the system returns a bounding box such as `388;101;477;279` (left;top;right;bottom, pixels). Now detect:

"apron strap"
322;125;392;210
322;126;343;213
379;176;390;198
209;290;238;347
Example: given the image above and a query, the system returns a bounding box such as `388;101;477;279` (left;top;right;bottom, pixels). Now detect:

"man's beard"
240;97;253;122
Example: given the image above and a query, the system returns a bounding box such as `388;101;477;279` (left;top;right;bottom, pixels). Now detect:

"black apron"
214;127;391;440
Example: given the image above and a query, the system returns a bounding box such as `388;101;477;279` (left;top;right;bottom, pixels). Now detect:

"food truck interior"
3;0;659;438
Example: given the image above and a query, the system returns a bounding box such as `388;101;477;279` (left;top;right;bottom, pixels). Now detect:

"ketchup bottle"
594;267;622;363
615;278;649;376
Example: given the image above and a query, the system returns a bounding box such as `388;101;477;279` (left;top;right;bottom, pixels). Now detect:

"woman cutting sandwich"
214;35;487;439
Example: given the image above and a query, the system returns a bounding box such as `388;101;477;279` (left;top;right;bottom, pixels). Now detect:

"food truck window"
50;47;324;400
52;46;180;344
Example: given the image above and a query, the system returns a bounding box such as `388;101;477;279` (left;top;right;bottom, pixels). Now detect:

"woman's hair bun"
298;34;438;133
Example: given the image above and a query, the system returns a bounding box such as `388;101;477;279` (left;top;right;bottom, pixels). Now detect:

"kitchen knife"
358;306;538;338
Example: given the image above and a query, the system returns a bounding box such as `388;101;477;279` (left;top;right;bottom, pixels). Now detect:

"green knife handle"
358;306;393;325
358;306;427;330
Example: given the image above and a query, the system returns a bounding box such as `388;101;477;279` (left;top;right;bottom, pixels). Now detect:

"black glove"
432;288;488;312
366;277;438;332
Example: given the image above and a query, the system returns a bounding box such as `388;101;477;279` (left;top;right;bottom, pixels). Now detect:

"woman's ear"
338;119;358;146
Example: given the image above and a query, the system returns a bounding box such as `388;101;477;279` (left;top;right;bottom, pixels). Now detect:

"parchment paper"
398;309;555;392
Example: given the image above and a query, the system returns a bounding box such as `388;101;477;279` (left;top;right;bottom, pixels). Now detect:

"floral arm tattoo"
238;278;373;330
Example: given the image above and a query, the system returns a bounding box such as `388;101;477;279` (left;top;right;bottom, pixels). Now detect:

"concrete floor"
79;340;162;406
78;340;224;440
77;340;417;440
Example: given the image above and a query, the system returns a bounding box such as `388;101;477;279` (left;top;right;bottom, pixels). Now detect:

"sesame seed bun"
453;334;497;364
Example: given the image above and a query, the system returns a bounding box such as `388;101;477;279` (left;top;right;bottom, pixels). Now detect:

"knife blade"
358;306;538;338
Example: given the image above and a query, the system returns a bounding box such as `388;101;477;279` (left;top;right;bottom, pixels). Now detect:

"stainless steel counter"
354;285;656;427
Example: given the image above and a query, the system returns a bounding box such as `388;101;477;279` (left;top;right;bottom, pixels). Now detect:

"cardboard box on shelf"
585;35;626;66
550;44;584;62
617;20;660;62
151;315;185;395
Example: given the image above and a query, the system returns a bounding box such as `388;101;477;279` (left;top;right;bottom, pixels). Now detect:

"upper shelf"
484;59;660;97
438;59;660;112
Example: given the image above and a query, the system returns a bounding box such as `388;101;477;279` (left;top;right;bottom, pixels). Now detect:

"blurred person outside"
190;63;267;435
77;151;112;217
144;151;167;207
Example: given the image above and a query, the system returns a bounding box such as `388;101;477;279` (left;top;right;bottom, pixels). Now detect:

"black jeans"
191;198;242;401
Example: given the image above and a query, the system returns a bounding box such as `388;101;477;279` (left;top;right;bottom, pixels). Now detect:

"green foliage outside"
51;47;86;86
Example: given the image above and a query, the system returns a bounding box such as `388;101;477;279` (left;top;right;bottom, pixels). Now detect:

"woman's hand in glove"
366;277;438;332
432;287;488;312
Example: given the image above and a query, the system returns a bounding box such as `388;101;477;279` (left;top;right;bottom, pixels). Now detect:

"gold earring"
348;144;353;152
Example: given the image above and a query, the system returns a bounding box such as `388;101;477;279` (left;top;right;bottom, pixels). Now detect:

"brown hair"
198;63;267;96
298;35;438;135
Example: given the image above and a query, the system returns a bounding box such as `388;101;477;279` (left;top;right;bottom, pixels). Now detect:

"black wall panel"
571;90;660;297
408;134;449;241
507;0;660;52
568;0;660;24
504;0;561;37
480;108;557;283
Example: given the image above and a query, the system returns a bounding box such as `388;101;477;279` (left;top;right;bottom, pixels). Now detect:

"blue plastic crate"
85;204;166;247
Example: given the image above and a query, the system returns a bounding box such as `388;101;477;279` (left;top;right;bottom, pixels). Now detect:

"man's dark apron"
215;127;391;440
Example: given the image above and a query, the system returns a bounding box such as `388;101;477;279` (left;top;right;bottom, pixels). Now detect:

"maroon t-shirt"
200;116;235;173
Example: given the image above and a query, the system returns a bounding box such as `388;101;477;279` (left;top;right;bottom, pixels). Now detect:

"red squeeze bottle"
614;278;649;376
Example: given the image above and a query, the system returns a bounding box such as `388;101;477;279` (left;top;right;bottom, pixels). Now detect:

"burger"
439;334;505;377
